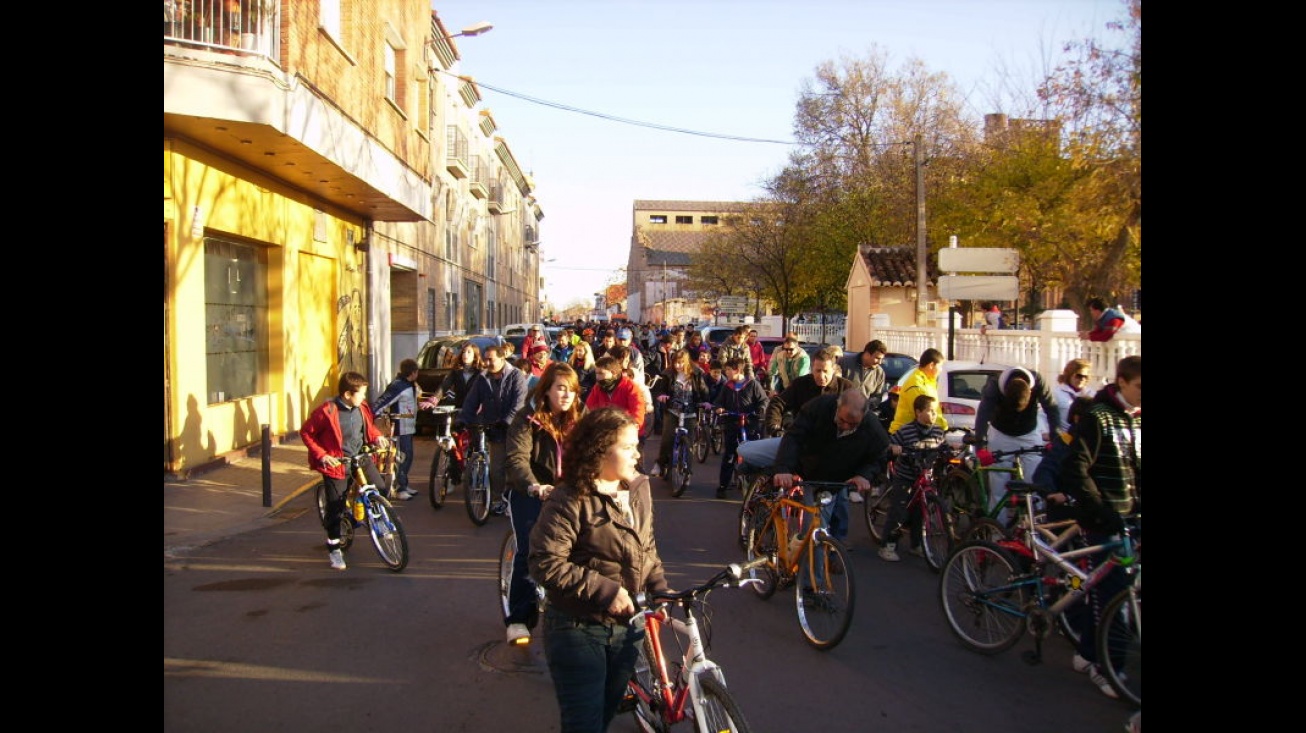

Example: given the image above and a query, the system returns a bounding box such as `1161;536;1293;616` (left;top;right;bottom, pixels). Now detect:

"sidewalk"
163;436;321;558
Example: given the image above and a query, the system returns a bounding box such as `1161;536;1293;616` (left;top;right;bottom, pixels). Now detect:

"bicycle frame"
765;488;829;577
634;604;721;726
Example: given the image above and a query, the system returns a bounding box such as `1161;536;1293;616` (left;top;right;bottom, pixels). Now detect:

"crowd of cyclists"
306;316;1140;732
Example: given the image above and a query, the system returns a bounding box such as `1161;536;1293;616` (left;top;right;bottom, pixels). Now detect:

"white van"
502;323;546;339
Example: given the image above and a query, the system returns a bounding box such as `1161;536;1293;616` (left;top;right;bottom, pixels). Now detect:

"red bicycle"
863;445;955;572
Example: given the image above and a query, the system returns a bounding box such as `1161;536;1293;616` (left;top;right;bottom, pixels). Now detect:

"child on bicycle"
301;371;389;571
879;394;947;562
712;357;768;499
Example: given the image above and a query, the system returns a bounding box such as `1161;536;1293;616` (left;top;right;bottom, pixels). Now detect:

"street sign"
717;296;748;313
938;248;1019;273
938;275;1019;300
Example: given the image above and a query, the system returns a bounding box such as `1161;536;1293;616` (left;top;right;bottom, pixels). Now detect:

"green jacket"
1061;385;1140;529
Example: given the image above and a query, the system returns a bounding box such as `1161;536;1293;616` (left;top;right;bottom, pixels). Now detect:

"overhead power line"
447;71;795;145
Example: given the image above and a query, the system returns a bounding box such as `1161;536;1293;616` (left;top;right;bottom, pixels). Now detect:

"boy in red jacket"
301;371;389;570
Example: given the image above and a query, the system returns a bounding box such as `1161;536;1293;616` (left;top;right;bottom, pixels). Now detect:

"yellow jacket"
889;367;949;434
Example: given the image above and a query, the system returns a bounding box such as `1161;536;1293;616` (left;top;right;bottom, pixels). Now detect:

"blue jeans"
803;484;850;545
506;490;542;627
542;608;643;733
395;433;414;491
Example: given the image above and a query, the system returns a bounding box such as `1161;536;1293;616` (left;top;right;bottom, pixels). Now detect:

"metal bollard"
261;424;272;507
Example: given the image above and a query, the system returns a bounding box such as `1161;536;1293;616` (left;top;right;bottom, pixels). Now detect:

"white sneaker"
397;488;418;501
1088;664;1120;699
849;491;864;504
506;622;531;646
328;548;346;570
878;543;901;562
1072;653;1093;673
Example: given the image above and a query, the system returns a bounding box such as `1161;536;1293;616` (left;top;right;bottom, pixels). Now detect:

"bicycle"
743;479;855;650
665;407;698;498
862;445;955;572
937;427;1047;540
426;404;463;510
692;403;714;464
938;481;1141;706
458;424;496;526
716;410;755;497
496;486;546;645
625;558;768;733
312;444;410;572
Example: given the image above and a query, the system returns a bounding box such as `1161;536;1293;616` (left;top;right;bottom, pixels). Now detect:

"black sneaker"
715;487;727;499
490;501;508;516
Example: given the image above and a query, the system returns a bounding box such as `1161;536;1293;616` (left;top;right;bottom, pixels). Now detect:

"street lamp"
448;21;493;39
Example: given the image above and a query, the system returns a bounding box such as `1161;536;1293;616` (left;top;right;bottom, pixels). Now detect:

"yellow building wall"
164;139;367;475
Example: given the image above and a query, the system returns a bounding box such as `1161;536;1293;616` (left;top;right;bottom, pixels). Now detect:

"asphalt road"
164;433;1137;732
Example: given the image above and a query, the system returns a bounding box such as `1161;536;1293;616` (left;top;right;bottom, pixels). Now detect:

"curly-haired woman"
529;406;668;733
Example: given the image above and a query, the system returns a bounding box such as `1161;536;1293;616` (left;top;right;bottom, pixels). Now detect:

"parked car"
413;334;506;434
881;352;918;387
894;360;1046;442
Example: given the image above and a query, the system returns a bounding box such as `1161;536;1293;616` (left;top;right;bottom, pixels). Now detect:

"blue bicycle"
667;408;696;497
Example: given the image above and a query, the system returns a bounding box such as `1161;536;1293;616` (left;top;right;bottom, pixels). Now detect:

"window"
444;227;454;261
675;215;693;224
384;43;397;102
319;0;341;39
204;238;268;404
648;215;667;224
701;216;719;225
446;292;459;331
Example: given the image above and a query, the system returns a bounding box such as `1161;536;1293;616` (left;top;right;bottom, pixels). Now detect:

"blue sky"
431;0;1125;310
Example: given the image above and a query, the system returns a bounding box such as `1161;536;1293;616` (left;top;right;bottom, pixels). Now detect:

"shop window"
204;237;268;403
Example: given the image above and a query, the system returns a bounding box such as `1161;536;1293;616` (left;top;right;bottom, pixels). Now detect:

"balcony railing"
163;1;280;62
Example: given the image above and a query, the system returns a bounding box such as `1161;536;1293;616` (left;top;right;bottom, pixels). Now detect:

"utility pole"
914;133;928;327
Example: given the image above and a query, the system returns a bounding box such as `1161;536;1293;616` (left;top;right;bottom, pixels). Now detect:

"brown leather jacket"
528;474;668;624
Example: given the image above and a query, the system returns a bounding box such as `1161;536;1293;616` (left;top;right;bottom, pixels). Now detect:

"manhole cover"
475;640;548;674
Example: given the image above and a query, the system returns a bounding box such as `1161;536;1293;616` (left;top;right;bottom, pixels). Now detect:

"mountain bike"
937;427;1047;541
863;445;954;571
938;481;1141;706
312;444;410;572
462;424;493;526
426;404;463;510
692;403;714;463
625;558;768;733
497;487;546;644
665;408;697;497
744;479;855;650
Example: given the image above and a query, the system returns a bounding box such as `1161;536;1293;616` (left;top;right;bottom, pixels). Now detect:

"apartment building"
624;200;742;324
164;2;541;475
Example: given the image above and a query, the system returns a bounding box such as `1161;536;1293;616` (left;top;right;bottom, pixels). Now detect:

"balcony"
469;156;488;199
487;182;505;213
163;1;280;61
446;127;469;179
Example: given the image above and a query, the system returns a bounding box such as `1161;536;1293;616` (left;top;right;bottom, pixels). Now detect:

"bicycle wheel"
694;674;753;733
669;443;690;498
314;481;328;522
428;448;452;509
317;483;357;550
693;422;710;463
465;454;492;526
863;489;893;546
736;477;766;549
938;541;1027;654
963;517;1009;544
498;530;515;619
628;637;669;733
1097;585;1142;707
744;513;779;600
366;494;409;571
794;536;855;650
919;495;954;572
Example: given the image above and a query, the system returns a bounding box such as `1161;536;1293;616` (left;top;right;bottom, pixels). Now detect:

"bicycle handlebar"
633;557;771;611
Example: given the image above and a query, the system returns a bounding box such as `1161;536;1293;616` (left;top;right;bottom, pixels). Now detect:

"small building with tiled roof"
845;245;950;349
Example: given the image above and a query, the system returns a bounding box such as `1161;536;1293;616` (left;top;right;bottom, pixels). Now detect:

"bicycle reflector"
976;449;996;467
